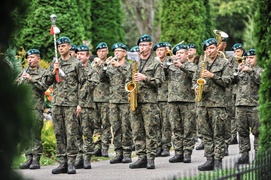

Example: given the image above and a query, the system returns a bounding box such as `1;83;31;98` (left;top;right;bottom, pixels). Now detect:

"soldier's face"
234;49;244;57
27;54;40;68
69;50;77;58
139;42;152;55
187;48;196;58
77;52;90;66
176;49;187;63
97;48;108;61
246;55;256;67
114;49;127;60
155;47;166;59
205;44;218;59
58;43;71;56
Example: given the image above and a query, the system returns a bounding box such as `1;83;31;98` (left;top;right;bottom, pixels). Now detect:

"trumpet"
235;55;245;64
103;56;118;70
233;61;250;76
91;57;102;68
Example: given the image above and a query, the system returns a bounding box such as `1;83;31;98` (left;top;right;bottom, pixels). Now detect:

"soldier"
69;44;77;58
153;42;172;157
192;38;232;171
92;42;111;157
74;45;99;169
187;43;200;65
18;49;48;170
167;44;197;164
233;49;263;164
100;42;133;164
44;36;85;174
130;45;140;53
128;34;165;169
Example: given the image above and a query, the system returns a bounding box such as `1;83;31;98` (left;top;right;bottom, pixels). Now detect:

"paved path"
16;136;255;180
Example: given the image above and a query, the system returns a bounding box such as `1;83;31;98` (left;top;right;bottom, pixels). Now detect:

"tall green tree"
12;0;86;61
160;0;209;55
254;0;271;152
91;0;125;55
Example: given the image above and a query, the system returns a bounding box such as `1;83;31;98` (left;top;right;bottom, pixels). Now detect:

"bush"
41;120;56;158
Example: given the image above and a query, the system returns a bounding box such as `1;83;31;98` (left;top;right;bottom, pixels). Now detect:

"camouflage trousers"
76;107;95;161
52;106;79;164
157;102;172;150
25;109;44;160
236;106;260;153
131;103;160;160
93;102;112;150
169;102;196;155
110;103;132;157
197;107;227;160
225;94;237;146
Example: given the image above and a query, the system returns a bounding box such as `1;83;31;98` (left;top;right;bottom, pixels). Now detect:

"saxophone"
195;54;208;102
125;60;138;111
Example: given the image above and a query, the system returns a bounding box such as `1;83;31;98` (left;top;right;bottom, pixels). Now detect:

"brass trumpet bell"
213;29;229;45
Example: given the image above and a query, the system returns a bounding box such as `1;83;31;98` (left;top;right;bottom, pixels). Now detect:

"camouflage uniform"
157;56;172;155
192;55;232;161
130;54;165;160
101;61;133;160
19;67;48;162
45;56;85;165
93;63;111;154
233;65;263;153
168;61;197;158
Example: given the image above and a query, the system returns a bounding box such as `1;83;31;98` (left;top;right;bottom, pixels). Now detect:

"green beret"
164;42;172;50
222;37;228;42
56;36;71;45
202;38;217;51
153;42;166;51
26;49;40;58
95;42;108;50
70;44;77;51
231;43;243;51
111;42;129;51
137;34;152;45
187;43;197;49
76;45;90;52
130;46;139;52
243;49;256;56
172;44;187;55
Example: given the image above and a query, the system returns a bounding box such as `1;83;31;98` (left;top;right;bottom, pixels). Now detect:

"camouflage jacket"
192;55;232;107
44;56;85;107
168;60;197;102
100;61;131;104
233;65;263;106
158;56;171;102
93;62;110;103
127;54;165;103
18;67;48;110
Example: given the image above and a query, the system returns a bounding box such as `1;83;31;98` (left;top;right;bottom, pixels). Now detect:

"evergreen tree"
254;0;271;152
91;0;125;56
12;0;86;61
160;0;208;55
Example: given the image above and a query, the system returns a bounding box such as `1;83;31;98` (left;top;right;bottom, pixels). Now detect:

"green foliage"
77;0;92;43
254;0;271;152
41;120;56;157
91;0;126;56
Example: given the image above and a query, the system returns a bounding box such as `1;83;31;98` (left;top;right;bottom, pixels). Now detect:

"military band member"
18;49;48;170
129;34;165;169
100;42;133;164
187;43;200;65
153;42;172;157
167;44;197;164
92;42;111;157
193;38;232;171
130;45;140;53
69;44;77;58
233;49;263;164
45;36;85;174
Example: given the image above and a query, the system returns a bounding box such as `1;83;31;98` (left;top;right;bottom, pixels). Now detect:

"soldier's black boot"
19;155;32;169
198;157;214;171
102;149;109;157
183;154;191;163
93;148;102;157
75;159;84;169
155;147;162;157
122;154;132;163
84;155;92;169
230;136;238;145
52;163;68;174
236;152;249;164
67;163;76;174
29;155;40;169
146;159;155;169
161;148;170;157
214;159;222;170
129;157;147;169
196;141;204;150
169;154;184;163
110;156;123;164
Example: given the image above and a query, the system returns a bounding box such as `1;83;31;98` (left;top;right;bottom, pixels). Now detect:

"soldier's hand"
76;105;81;118
53;62;60;74
22;73;32;80
201;69;214;78
134;72;146;82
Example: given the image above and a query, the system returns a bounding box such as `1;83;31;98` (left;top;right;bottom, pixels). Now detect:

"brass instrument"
195;54;208;102
125;60;138;112
18;63;31;84
235;55;245;64
165;40;184;66
233;61;250;76
103;56;118;70
91;57;102;68
213;29;229;59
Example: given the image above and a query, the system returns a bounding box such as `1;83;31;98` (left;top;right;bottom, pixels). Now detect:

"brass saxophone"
125;60;138;111
195;54;208;102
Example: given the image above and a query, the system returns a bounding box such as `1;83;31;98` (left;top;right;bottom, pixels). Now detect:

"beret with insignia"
26;49;40;58
111;42;129;51
164;42;172;50
137;34;152;45
231;43;243;51
76;45;90;52
187;43;197;49
243;49;256;56
222;37;228;42
56;36;71;45
172;44;187;55
70;44;77;51
95;42;108;50
130;46;139;52
153;42;166;51
202;38;217;51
